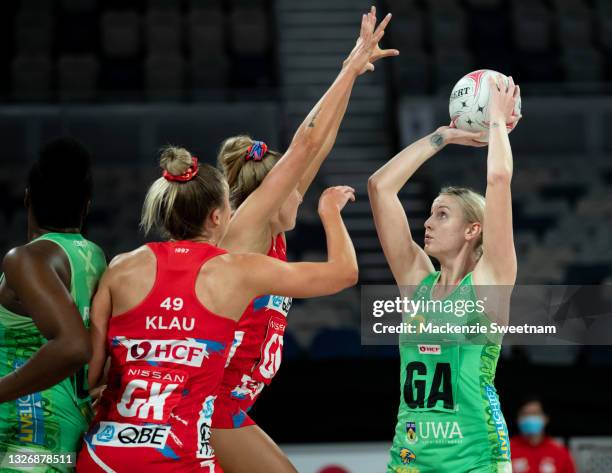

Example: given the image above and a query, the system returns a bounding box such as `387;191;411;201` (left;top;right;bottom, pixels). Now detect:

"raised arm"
246;186;358;298
297;24;399;197
224;8;394;250
205;187;358;318
475;75;521;286
0;243;91;402
368;127;484;286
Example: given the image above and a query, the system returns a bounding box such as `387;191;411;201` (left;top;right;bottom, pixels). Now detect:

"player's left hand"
90;384;106;413
343;6;399;76
488;74;522;128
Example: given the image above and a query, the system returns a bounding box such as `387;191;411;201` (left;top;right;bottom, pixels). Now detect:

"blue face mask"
519;415;545;435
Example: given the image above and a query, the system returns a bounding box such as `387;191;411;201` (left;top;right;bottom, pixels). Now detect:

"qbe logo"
92;422;170;449
117;337;208;367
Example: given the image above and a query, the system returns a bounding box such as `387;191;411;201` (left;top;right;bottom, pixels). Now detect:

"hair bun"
160;146;193;176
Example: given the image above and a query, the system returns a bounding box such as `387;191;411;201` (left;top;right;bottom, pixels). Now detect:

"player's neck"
28;224;81;242
27;211;81;242
183;233;217;246
437;249;478;286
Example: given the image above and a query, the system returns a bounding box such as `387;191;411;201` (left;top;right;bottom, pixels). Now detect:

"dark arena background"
1;0;612;472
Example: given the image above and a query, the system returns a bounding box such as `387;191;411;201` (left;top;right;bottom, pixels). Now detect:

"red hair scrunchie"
163;157;199;182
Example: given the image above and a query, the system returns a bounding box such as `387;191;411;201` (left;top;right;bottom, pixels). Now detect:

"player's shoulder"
84;238;107;259
200;252;269;282
2;244;28;275
107;245;154;274
3;239;66;273
202;252;257;271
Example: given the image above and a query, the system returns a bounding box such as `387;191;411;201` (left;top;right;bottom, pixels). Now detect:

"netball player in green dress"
0;138;106;472
369;75;521;473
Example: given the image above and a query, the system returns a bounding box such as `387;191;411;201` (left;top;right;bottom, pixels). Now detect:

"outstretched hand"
436;125;488;148
343;6;399;76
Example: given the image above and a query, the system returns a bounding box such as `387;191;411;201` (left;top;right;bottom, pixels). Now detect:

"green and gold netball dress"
0;233;106;472
388;271;512;473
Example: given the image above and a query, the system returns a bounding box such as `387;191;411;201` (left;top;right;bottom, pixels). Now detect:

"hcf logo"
116;337;209;367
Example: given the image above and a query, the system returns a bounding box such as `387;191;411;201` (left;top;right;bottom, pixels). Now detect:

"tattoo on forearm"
491;122;500;128
308;108;321;128
430;133;444;148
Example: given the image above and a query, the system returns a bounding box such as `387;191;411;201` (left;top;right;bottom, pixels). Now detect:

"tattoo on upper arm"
430;133;444;148
308;108;321;128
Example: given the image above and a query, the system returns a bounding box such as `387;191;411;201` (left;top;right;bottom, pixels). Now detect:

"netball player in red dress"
76;146;358;472
209;8;399;473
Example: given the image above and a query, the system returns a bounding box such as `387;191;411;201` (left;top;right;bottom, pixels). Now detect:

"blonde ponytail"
217;135;281;209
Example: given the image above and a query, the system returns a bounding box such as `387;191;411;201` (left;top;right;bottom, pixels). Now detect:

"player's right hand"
318;186;356;215
437;125;488;148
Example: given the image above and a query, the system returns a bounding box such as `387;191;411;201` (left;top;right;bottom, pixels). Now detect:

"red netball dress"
211;234;292;429
77;241;236;473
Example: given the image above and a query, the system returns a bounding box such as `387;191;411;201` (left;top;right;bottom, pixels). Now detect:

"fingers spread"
374;48;400;61
360;14;367;37
373;28;385;43
375;12;393;35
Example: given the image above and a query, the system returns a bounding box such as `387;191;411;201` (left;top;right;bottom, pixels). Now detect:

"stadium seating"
0;1;276;102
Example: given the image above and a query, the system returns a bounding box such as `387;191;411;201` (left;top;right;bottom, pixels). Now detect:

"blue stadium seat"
145;8;182;54
11;54;53;102
58;54;99;102
101;11;141;59
512;2;552;52
14;10;54;54
145;53;185;100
